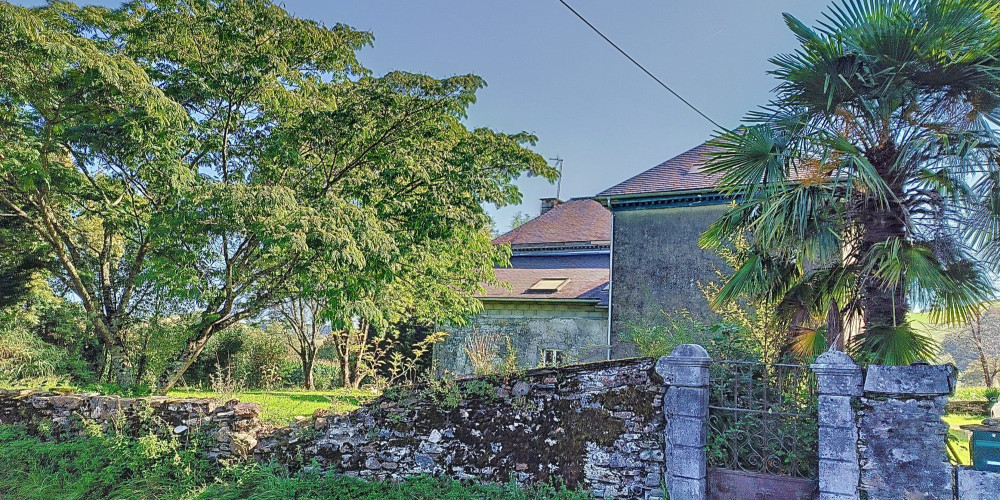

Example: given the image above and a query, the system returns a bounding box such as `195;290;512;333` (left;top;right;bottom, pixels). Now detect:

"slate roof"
597;142;724;198
481;254;609;306
493;198;611;247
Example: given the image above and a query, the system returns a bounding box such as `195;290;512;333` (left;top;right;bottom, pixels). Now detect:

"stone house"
434;140;732;374
433;198;612;375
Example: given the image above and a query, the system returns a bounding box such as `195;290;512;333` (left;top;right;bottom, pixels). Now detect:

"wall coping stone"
957;466;1000;500
812;350;863;397
656;344;712;384
863;364;956;396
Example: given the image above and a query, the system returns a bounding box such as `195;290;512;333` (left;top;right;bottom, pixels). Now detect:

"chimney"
540;197;562;215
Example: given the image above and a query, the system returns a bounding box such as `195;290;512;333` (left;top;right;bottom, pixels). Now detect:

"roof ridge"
597;140;723;198
493;198;611;246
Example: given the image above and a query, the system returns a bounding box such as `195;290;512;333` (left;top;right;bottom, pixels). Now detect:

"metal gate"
706;360;819;500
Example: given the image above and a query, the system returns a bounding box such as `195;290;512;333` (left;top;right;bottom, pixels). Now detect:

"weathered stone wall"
958;467;1000;500
269;358;667;499
0;358;667;499
813;355;961;500
609;204;728;357
946;399;992;416
856;365;955;500
435;300;609;376
0;390;265;460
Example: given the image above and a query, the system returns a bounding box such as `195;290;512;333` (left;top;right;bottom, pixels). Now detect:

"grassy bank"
0;425;588;500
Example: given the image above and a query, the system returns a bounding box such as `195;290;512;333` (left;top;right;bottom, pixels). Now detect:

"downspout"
606;196;614;360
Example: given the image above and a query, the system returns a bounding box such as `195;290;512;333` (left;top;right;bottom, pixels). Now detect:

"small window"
540;349;564;367
527;278;569;293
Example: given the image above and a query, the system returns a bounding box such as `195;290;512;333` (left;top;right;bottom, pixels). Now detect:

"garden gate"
706;360;819;500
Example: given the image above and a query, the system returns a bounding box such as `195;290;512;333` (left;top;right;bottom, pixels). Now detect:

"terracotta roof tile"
481;254;609;304
493;198;611;247
598;142;724;197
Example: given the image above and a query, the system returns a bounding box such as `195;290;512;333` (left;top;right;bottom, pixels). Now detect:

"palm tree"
700;0;1000;364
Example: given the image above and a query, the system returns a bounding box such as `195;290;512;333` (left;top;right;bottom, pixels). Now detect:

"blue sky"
281;1;831;232
22;0;831;231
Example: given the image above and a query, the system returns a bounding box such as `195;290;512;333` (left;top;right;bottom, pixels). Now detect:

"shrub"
182;324;288;390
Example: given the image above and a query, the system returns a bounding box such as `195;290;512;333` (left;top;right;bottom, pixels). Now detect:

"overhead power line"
555;0;724;130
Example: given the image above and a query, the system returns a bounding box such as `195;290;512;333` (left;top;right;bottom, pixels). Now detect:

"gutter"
479;297;603;305
606;196;614;361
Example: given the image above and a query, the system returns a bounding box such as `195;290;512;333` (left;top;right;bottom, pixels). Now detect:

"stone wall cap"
668;344;711;360
863;364;957;396
811;350;857;369
656;344;712;380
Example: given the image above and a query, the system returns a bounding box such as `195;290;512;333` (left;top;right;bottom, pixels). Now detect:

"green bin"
970;429;1000;473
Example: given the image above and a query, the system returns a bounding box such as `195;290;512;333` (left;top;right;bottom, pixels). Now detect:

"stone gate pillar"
656;344;711;500
857;363;955;499
812;350;863;500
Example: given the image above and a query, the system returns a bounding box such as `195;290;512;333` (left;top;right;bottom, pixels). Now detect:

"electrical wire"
555;0;725;130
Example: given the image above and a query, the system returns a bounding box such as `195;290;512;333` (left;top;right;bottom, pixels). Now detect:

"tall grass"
0;425;590;499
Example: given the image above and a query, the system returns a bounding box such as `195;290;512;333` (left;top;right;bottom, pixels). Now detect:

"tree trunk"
981;351;994;387
339;355;353;389
301;353;315;390
154;321;221;395
105;342;136;389
859;143;908;331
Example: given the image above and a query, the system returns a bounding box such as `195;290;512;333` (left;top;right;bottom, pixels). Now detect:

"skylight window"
528;278;569;293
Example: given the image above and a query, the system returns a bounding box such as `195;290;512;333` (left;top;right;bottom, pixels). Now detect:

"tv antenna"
549;156;564;200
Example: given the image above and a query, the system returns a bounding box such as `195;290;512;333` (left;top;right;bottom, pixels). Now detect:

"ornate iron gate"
706;360;819;500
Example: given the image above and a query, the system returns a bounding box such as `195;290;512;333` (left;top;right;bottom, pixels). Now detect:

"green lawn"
945;413;987;465
168;388;379;425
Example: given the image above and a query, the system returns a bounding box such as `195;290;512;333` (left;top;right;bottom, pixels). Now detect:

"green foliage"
0;425;588;499
0;279;92;384
850;323;939;366
985;387;1000;402
619;311;702;360
422;372;463;410
0;425;212;499
953;387;993;401
700;0;1000;365
183;324;288;390
462;379;498;400
622;311;772;363
279;359;341;391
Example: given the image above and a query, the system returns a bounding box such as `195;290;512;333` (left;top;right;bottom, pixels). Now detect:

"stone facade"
435;300;609;376
609;204;728;357
0;390;265;460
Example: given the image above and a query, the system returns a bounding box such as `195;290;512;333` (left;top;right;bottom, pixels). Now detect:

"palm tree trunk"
859;143;908;330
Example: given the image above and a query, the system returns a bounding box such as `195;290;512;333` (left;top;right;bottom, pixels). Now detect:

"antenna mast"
549;156;564;200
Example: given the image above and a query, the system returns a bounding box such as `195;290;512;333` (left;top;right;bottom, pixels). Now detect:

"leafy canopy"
0;0;556;391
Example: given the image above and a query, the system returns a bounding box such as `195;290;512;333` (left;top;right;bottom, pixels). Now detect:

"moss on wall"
610;204;728;357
